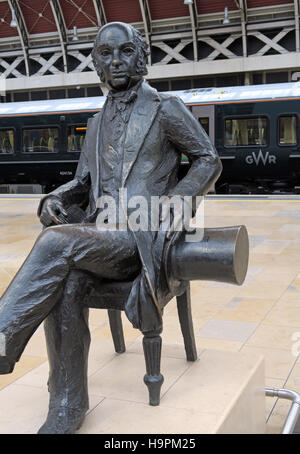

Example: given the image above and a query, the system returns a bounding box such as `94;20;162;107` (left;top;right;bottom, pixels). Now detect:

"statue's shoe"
0;357;15;374
37;407;87;434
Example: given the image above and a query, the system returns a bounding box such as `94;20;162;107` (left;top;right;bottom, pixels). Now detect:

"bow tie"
106;88;138;123
107;79;142;106
107;89;137;110
105;80;142;123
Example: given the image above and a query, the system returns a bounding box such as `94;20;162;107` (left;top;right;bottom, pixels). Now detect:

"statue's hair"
92;22;150;82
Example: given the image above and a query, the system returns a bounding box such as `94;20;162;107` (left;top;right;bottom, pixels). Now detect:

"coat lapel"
121;81;160;187
92;110;103;202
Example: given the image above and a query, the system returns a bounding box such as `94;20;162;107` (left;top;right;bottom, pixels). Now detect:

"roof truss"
50;0;68;73
8;0;29;76
139;0;151;64
187;0;198;61
92;0;106;27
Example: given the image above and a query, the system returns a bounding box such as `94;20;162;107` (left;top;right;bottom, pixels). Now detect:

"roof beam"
187;0;198;61
236;0;248;57
294;0;300;52
92;0;106;27
8;0;30;76
139;0;152;64
50;0;68;73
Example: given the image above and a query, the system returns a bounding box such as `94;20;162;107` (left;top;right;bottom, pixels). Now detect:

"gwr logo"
245;150;276;166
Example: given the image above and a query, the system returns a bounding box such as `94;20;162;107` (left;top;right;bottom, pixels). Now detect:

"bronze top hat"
164;225;249;296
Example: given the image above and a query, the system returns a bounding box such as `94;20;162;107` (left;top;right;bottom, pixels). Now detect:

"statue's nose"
112;50;121;67
112;59;121;67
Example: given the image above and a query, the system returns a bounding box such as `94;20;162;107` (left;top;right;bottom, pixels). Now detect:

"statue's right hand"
39;197;68;227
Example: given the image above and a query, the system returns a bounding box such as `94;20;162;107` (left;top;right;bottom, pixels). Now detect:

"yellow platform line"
1;197;300;203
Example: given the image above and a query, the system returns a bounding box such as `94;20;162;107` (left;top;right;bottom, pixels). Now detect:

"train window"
198;118;209;136
225;117;268;147
0;129;14;154
22;128;59;153
278;116;297;145
67;126;86;152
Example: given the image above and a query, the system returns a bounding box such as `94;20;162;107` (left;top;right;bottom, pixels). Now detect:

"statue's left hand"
39;197;68;227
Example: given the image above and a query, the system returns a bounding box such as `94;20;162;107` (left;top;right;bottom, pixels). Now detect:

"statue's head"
92;22;149;91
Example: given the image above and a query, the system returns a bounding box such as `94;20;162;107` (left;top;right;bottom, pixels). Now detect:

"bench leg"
176;284;197;362
143;332;164;406
107;309;126;354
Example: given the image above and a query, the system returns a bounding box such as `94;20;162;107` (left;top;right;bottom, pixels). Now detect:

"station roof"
0;0;294;42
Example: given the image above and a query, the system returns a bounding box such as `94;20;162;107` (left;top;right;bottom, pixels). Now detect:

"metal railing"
265;387;300;434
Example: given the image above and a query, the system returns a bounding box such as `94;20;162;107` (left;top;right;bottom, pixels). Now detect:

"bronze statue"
0;22;222;433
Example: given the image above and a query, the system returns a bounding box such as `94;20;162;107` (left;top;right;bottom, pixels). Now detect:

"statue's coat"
38;80;222;332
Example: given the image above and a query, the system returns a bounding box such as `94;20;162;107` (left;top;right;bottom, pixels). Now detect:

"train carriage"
1;81;300;194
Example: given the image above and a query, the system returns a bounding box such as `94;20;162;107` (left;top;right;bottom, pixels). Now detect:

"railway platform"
0;194;300;434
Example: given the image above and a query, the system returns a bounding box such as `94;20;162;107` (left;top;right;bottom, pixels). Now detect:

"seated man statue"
0;22;222;434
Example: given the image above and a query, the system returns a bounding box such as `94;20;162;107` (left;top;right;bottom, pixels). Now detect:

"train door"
191;105;216;192
191;105;215;146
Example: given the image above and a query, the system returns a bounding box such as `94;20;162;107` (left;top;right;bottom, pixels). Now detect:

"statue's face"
96;25;139;90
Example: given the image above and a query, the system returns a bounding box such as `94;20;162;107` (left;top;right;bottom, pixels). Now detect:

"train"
1;81;300;194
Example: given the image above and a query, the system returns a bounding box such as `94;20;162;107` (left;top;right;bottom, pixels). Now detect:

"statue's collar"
107;79;143;104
